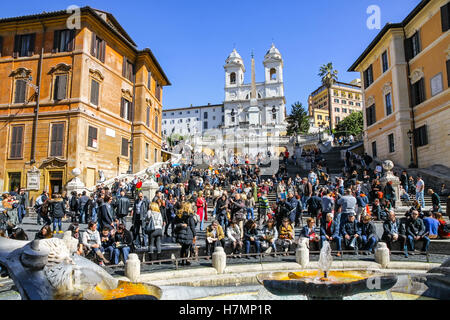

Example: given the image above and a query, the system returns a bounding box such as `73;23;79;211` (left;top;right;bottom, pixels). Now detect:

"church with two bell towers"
222;44;287;135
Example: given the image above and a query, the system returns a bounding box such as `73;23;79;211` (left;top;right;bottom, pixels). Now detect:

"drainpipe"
30;21;46;164
127;64;137;174
402;27;418;168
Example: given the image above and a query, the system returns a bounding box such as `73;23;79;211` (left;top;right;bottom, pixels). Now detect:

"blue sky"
2;0;420;112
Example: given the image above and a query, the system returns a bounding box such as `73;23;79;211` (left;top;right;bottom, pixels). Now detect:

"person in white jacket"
227;220;242;257
146;202;166;261
82;221;109;266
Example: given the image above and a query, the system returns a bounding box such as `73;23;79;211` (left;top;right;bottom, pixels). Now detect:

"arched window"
270;68;277;80
230;72;236;84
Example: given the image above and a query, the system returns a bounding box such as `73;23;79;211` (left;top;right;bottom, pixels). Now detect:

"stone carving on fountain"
0;235;161;300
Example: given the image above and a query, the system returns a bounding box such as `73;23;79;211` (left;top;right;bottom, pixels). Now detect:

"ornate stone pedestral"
212;246;227;274
141;168;160;201
296;239;309;268
65;168;86;197
379;160;402;208
375;242;390;268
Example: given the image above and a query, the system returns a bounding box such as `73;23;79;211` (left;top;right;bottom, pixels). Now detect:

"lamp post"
407;130;415;168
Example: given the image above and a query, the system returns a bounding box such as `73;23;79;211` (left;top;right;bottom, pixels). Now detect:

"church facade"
222;45;287;135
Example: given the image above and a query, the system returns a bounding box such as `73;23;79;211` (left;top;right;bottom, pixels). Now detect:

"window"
342;108;347;113
187;111;190;114
87;126;98;148
90;79;100;106
53;29;75;53
366;104;376;126
0;36;3;57
318;115;323;120
441;3;449;32
372;141;377;158
356;102;361;107
405;31;421;61
414;125;428;147
334;107;340;112
388;134;395;153
231;116;235;123
213;116;216;120
146;107;150;127
14;79;27;104
120;98;132;121
122;58;134;82
147;70;152;89
204;112;208;119
382;50;389;73
363;65;374;88
203;121;208;130
342;100;347;104
270;68;277;80
91;33;106;62
411;78;425;106
430;73;443;96
349;101;354;106
325;116;329;121
447;60;450;88
10;126;24;159
230;72;236;84
195;110;199;113
121;138;128;157
335;117;340;124
13;34;35;57
334;99;340;103
333;90;338;96
179;112;182;115
348;93;353;99
155;81;161;101
145;143;149;160
155;115;159;133
154;148;158;163
222;115;225;122
385;92;392;115
54;75;67;101
272;113;277;120
50;123;65;157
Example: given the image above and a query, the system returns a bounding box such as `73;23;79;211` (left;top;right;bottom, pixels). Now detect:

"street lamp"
407;130;415;168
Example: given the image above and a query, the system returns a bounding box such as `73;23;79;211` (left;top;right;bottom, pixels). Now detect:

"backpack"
443;223;450;234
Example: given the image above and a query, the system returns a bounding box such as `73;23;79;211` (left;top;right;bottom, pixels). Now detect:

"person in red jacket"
435;212;450;239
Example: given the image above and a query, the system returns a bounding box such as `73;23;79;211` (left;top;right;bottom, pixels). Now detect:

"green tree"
333;111;363;137
286;102;310;136
318;62;338;134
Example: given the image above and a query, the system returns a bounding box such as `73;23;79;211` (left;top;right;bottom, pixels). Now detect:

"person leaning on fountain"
342;213;361;255
320;213;342;257
382;211;408;257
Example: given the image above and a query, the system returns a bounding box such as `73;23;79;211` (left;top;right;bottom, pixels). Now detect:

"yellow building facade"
0;7;170;199
349;0;449;169
308;80;363;130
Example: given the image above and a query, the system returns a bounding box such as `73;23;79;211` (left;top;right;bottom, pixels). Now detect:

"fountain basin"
257;270;398;300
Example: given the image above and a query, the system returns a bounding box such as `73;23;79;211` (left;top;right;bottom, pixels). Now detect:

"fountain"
257;242;398;300
0;236;161;300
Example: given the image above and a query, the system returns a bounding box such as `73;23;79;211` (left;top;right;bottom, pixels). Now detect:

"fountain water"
318;241;332;281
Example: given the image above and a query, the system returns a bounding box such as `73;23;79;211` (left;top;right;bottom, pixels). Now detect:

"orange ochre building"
0;7;170;200
349;0;449;169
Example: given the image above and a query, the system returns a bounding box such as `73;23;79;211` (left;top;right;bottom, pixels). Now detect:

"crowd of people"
0;145;449;267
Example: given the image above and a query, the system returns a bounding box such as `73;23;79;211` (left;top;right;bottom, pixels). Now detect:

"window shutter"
146;107;150;127
128;100;133;121
55;123;64;157
13;35;20;58
442;3;450;32
0;36;3;57
100;40;106;63
91;80;99;106
53;30;60;53
121;138;128;157
11;126;23;158
418;78;425;104
54;75;67;100
404;38;412;61
120;98;125;118
446;59;450;88
15;80;26;104
411;82;418;106
28;33;36;56
122;57;127;77
88;126;98;148
68;29;75;51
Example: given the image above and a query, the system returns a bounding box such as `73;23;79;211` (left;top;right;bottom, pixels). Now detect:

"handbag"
145;214;155;233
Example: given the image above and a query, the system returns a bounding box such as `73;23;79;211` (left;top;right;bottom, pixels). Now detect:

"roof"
0;6;170;86
163;104;224;113
348;0;432;72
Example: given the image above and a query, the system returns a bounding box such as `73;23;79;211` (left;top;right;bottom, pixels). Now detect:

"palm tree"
318;63;338;134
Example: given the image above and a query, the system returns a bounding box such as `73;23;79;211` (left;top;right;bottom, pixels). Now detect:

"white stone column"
375;242;390;268
296;239;309;269
125;253;141;282
65;168;87;197
141;171;159;201
212;246;227;274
